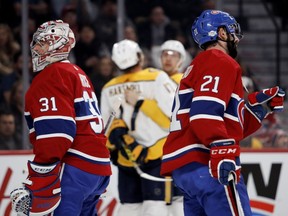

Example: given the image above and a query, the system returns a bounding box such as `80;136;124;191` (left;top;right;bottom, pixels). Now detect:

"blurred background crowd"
0;0;287;150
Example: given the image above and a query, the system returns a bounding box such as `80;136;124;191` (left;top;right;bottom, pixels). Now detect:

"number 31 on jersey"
39;91;104;134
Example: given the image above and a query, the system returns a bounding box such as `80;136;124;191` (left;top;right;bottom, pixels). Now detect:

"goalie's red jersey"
161;49;261;176
25;61;111;176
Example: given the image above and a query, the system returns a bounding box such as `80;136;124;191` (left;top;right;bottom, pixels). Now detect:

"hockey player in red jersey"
10;20;111;215
161;10;285;216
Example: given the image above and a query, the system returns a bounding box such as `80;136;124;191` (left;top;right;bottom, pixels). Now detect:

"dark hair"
0;108;14;116
201;41;217;50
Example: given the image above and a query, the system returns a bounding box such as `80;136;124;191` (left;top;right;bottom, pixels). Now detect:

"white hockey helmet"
111;39;142;70
30;20;75;72
160;40;186;62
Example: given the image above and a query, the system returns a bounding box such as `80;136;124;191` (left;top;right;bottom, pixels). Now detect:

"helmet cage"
226;22;242;40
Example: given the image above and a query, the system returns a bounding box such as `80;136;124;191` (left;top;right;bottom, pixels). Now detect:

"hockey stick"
104;98;122;136
228;174;244;216
106;98;172;182
122;146;172;182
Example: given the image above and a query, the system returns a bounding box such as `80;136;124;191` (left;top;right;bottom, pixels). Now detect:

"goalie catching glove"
209;139;241;185
108;119;147;165
246;86;285;122
10;161;61;215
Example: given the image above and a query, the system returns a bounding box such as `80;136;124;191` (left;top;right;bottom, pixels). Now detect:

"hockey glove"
10;161;61;215
247;86;285;109
246;86;285;122
122;134;148;165
108;119;128;149
209;139;241;185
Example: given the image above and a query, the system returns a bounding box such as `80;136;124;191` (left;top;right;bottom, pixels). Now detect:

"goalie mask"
30;20;75;72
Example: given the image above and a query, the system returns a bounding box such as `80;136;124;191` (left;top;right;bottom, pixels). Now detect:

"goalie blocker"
10;161;61;215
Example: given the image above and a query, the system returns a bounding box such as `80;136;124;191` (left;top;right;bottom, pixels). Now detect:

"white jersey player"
101;39;176;216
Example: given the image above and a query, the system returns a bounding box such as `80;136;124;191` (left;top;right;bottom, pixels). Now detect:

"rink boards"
0;149;288;216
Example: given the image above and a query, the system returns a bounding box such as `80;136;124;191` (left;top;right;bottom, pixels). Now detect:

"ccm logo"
211;148;238;154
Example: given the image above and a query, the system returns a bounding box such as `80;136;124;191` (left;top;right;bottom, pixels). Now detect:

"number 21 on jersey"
170;75;220;132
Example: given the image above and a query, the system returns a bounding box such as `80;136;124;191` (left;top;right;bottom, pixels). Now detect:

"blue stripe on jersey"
34;118;76;138
172;90;194;114
225;96;241;119
24;113;33;130
179;92;193;110
179;89;194;110
74;99;100;119
67;152;110;165
190;100;224;118
171;89;194;115
74;100;91;118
